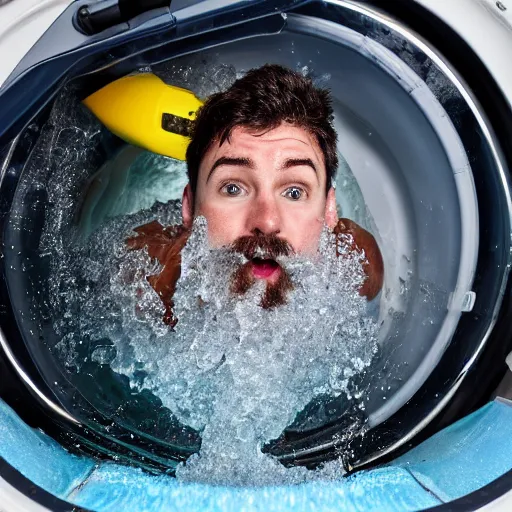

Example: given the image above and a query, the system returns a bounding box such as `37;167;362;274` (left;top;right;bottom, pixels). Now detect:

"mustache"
229;233;293;260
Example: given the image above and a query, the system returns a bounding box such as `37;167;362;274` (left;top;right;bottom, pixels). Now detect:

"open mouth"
250;258;281;280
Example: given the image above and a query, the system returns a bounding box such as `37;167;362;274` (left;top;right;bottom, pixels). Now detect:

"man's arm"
334;219;384;301
126;221;190;326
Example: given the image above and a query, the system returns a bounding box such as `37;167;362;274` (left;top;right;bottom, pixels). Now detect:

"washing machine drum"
0;0;511;474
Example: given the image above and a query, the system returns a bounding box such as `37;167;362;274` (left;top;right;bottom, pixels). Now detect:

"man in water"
127;64;384;325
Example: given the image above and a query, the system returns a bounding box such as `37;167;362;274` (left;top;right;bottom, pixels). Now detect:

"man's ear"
182;184;194;229
325;187;339;229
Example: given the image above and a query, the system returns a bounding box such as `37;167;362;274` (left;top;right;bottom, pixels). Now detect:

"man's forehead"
204;124;325;163
226;123;318;146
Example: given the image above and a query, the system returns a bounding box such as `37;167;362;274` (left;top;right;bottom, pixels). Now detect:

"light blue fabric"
391;399;512;502
1;397;512;511
0;399;95;498
70;464;439;512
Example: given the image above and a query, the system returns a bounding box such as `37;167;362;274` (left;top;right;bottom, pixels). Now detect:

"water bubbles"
91;345;117;365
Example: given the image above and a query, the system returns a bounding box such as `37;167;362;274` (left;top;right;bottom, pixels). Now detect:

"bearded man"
126;64;384;325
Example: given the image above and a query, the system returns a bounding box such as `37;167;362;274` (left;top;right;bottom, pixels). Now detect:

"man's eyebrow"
280;158;318;175
207;157;254;182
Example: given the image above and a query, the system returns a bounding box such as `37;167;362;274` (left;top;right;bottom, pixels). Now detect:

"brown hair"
186;64;338;195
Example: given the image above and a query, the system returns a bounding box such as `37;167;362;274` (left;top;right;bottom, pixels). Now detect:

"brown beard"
229;234;294;309
259;269;294;309
125;218;383;324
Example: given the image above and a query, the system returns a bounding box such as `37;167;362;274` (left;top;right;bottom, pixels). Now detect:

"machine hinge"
76;0;171;35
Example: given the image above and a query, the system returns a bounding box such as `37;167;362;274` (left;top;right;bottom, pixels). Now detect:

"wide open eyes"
220;182;246;197
282;186;306;201
219;183;308;200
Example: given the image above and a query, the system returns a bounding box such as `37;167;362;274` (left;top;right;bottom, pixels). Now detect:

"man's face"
183;122;338;264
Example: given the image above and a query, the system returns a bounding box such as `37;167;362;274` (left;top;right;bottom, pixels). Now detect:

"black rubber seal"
426;469;512;511
0;457;92;512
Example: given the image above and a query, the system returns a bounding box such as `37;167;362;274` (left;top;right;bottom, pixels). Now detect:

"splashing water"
52;200;378;485
172;219;379;485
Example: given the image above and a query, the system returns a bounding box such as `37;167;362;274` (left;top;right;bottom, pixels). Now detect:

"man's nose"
246;194;281;235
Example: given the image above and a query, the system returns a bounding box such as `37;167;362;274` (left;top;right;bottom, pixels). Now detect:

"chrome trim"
0;326;79;425
0;135;18;186
0;139;80;426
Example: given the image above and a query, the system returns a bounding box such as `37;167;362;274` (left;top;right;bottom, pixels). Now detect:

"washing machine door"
0;0;512;509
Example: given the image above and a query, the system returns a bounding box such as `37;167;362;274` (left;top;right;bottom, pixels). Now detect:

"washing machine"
1;0;512;510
